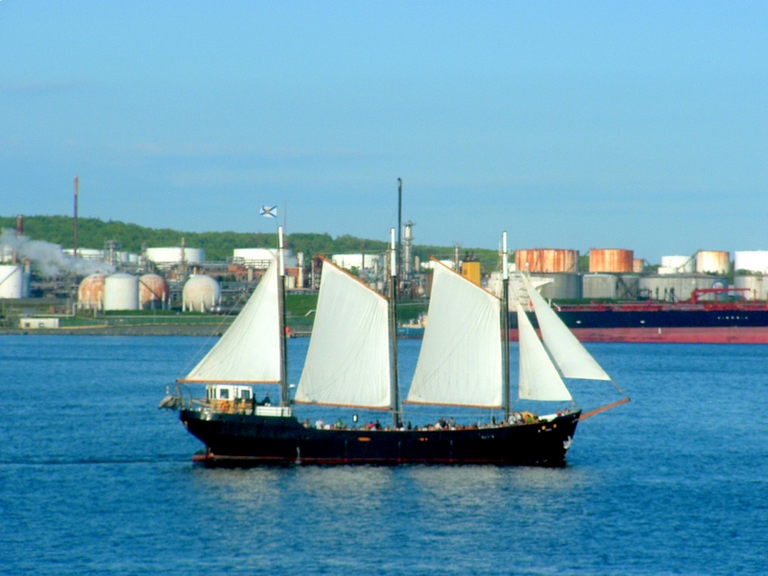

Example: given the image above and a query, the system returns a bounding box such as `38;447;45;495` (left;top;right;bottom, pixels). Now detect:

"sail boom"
177;379;280;385
403;400;503;409
293;400;391;411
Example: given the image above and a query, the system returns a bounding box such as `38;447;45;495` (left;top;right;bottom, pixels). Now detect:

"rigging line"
610;379;627;395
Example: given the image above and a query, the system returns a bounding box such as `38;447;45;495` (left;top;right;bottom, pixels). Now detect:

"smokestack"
73;176;79;259
16;215;23;237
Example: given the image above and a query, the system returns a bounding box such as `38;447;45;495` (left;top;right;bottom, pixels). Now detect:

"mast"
277;226;289;407
73;176;79;259
388;227;401;428
397;178;402;280
501;232;511;419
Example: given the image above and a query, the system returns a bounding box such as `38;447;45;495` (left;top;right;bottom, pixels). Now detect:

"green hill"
0;215;501;270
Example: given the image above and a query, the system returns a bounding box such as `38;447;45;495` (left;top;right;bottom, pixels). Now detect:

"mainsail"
295;259;391;409
521;274;611;381
407;261;503;408
180;261;281;383
517;302;573;401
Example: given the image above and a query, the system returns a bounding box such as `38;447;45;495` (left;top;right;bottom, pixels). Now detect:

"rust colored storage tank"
589;249;634;273
633;258;644;273
139;273;169;310
515;249;579;273
78;273;106;310
696;250;730;274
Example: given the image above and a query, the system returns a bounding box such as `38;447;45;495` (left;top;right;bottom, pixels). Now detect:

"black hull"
180;410;580;467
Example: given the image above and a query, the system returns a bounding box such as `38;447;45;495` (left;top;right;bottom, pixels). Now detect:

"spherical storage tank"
183;275;221;312
139;273;169;309
696;251;730;274
734;251;768;274
515;249;579;273
78;273;107;309
0;265;23;298
104;273;139;311
588;249;634;273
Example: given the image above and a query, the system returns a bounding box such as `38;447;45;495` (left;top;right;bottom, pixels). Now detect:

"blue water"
2;336;767;575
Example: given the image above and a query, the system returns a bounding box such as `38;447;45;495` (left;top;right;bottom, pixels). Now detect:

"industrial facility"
3;209;768;334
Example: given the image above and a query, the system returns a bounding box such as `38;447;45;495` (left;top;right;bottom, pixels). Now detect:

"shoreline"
0;325;313;337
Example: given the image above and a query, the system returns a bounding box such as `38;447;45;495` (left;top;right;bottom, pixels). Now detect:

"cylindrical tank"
104;273;139;311
529;273;582;300
633;259;644;274
734;251;768;274
515;249;579;273
582;274;640;300
78;273;107;309
183;275;221;312
639;274;727;302
145;247;205;266
0;265;23;298
734;275;768;301
139;273;169;310
659;255;695;275
696;251;730;274
582;274;618;299
589;249;633;273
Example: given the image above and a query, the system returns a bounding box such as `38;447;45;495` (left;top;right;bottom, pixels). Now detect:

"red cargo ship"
511;289;768;344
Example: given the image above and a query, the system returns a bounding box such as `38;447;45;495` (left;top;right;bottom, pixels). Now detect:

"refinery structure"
4;212;768;342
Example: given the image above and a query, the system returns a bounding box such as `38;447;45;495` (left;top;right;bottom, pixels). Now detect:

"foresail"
295;259;391;409
522;274;611;381
517;302;572;401
182;262;281;383
407;261;503;408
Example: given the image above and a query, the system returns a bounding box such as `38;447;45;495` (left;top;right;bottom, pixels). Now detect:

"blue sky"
1;1;767;263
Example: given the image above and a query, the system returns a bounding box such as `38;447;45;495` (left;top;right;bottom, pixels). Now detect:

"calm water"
1;335;767;575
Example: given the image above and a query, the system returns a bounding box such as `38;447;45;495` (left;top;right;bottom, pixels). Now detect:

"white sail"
522;274;611;381
517;302;572;401
295;259;391;409
407;261;503;408
181;262;281;383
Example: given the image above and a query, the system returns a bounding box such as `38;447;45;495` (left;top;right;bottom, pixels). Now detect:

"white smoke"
0;229;115;277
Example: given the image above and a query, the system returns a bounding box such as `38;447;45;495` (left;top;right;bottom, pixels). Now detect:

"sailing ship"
162;229;627;466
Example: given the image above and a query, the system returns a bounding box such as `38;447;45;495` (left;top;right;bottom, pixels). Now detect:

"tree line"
0;215;500;269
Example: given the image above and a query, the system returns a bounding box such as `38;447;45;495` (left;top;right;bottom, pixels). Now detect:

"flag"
260;205;278;218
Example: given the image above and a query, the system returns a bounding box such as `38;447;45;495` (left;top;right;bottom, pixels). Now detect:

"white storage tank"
583;274;640;299
734;275;768;301
529;273;582;300
734;251;768;274
233;248;297;269
183;275;222;312
139;273;169;310
331;254;382;271
658;255;695;275
639;274;727;302
78;273;107;309
696;251;730;274
0;265;23;299
104;273;139;311
146;247;205;267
